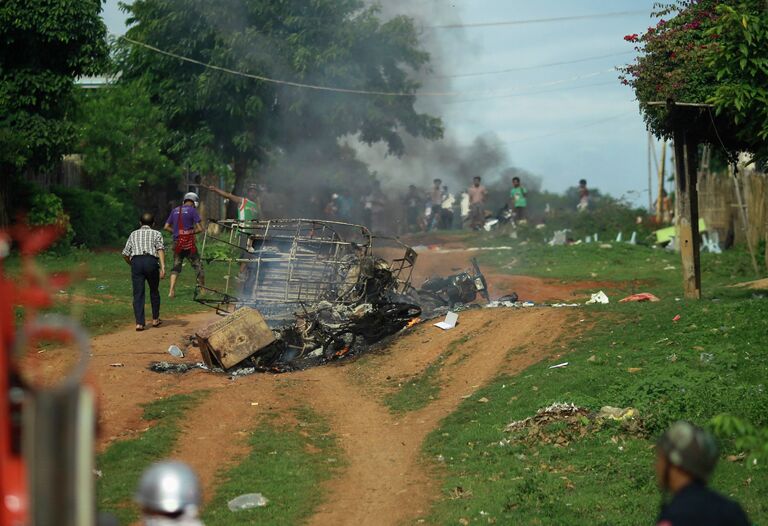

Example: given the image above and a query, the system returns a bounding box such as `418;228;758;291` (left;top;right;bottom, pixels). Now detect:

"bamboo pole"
730;165;760;275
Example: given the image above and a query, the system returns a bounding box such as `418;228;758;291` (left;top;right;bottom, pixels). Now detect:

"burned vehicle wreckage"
178;218;493;373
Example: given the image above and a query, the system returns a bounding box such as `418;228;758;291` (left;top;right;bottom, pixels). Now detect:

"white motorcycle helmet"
183;192;200;207
135;461;202;516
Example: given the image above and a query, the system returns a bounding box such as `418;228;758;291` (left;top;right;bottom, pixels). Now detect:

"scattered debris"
673;314;681;322
167;345;184;358
196;307;276;370
477;397;490;403
434;312;458;330
159;219;508;373
585;291;609;305
598;406;638;421
228;493;269;511
549;229;569;246
548;362;569;369
108;363;124;368
619;293;660;303
503;402;642;447
149;362;208;374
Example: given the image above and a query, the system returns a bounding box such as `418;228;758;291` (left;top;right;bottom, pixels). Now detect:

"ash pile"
179;219;494;373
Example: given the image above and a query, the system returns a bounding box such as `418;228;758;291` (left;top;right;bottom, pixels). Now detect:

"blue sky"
101;1;663;206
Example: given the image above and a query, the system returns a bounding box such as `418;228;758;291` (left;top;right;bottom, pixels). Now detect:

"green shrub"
28;192;74;252
54;187;136;248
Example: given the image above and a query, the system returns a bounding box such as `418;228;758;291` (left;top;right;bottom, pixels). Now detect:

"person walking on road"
655;421;750;526
122;212;165;331
164;193;204;298
467;176;487;230
509;176;528;223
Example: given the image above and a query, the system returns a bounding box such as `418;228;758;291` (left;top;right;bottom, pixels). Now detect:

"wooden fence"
698;170;768;268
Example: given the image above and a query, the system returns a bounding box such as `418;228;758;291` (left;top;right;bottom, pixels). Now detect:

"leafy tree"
0;0;108;224
620;0;768;166
74;81;179;195
117;0;443;198
707;1;768;158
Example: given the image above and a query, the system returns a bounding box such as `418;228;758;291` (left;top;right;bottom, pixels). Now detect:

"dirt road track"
33;270;580;524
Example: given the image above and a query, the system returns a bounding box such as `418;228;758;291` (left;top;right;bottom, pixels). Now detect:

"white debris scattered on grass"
585;291;609;305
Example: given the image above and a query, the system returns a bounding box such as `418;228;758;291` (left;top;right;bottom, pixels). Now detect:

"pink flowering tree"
620;0;768;166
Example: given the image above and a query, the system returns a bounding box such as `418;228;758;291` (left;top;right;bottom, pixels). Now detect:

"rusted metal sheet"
196;307;275;369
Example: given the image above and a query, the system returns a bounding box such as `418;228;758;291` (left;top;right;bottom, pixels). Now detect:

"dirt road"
30;248;594;524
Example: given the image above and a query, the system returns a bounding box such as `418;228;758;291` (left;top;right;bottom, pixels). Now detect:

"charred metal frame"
194;219;416;320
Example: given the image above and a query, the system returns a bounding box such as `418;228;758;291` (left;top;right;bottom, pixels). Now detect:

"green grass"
203;406;343;525
474;238;765;299
97;391;207;525
384;335;471;413
422;297;768;525
6;243;230;335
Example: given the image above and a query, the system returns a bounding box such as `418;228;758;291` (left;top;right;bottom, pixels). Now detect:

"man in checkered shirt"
122;212;166;331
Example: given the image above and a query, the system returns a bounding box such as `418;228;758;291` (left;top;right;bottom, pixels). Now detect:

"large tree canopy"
117;0;443;194
0;0;108;171
0;0;108;225
621;0;768;165
74;81;179;195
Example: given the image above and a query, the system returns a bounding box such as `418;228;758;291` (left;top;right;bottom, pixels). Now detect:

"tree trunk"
673;128;701;299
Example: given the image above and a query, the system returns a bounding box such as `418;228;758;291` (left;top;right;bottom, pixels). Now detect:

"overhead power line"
435;51;634;79
120;36;616;99
507;112;634;144
445;80;618;105
426;10;648;29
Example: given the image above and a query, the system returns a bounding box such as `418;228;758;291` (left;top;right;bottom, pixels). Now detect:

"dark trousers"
131;255;160;325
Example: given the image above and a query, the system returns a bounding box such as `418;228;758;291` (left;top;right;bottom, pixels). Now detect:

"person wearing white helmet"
136;461;204;526
163;193;205;298
655;421;749;526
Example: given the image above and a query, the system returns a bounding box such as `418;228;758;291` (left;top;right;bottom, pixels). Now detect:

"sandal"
135;325;145;331
152;319;163;328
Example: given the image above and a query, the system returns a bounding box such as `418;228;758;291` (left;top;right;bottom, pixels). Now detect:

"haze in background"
101;0;660;205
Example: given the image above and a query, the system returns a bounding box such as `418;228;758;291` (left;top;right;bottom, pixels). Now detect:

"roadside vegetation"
383;335;471;413
422;239;768;525
97;391;207;525
6;245;229;335
203;406;343;525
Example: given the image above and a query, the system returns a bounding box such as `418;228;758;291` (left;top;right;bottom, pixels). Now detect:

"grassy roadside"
420;241;768;525
6;247;230;335
202;406;343;525
97;391;207;525
383;334;471;413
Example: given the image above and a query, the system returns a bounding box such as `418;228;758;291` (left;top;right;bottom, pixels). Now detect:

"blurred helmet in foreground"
135;461;202;514
657;421;719;482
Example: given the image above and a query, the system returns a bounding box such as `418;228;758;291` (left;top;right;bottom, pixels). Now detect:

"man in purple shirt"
163;192;204;298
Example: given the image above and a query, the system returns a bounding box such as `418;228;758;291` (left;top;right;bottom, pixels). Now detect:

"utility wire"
507;112;634;144
426;10;648;29
445;80;618;105
121;36;615;99
435;51;634;79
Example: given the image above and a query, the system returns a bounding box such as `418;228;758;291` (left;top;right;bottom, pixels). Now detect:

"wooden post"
673;127;702;299
656;140;667;222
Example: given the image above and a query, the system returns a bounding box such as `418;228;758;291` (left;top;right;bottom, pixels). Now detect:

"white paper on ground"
434;311;459;330
549;362;569;369
585;291;609;305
